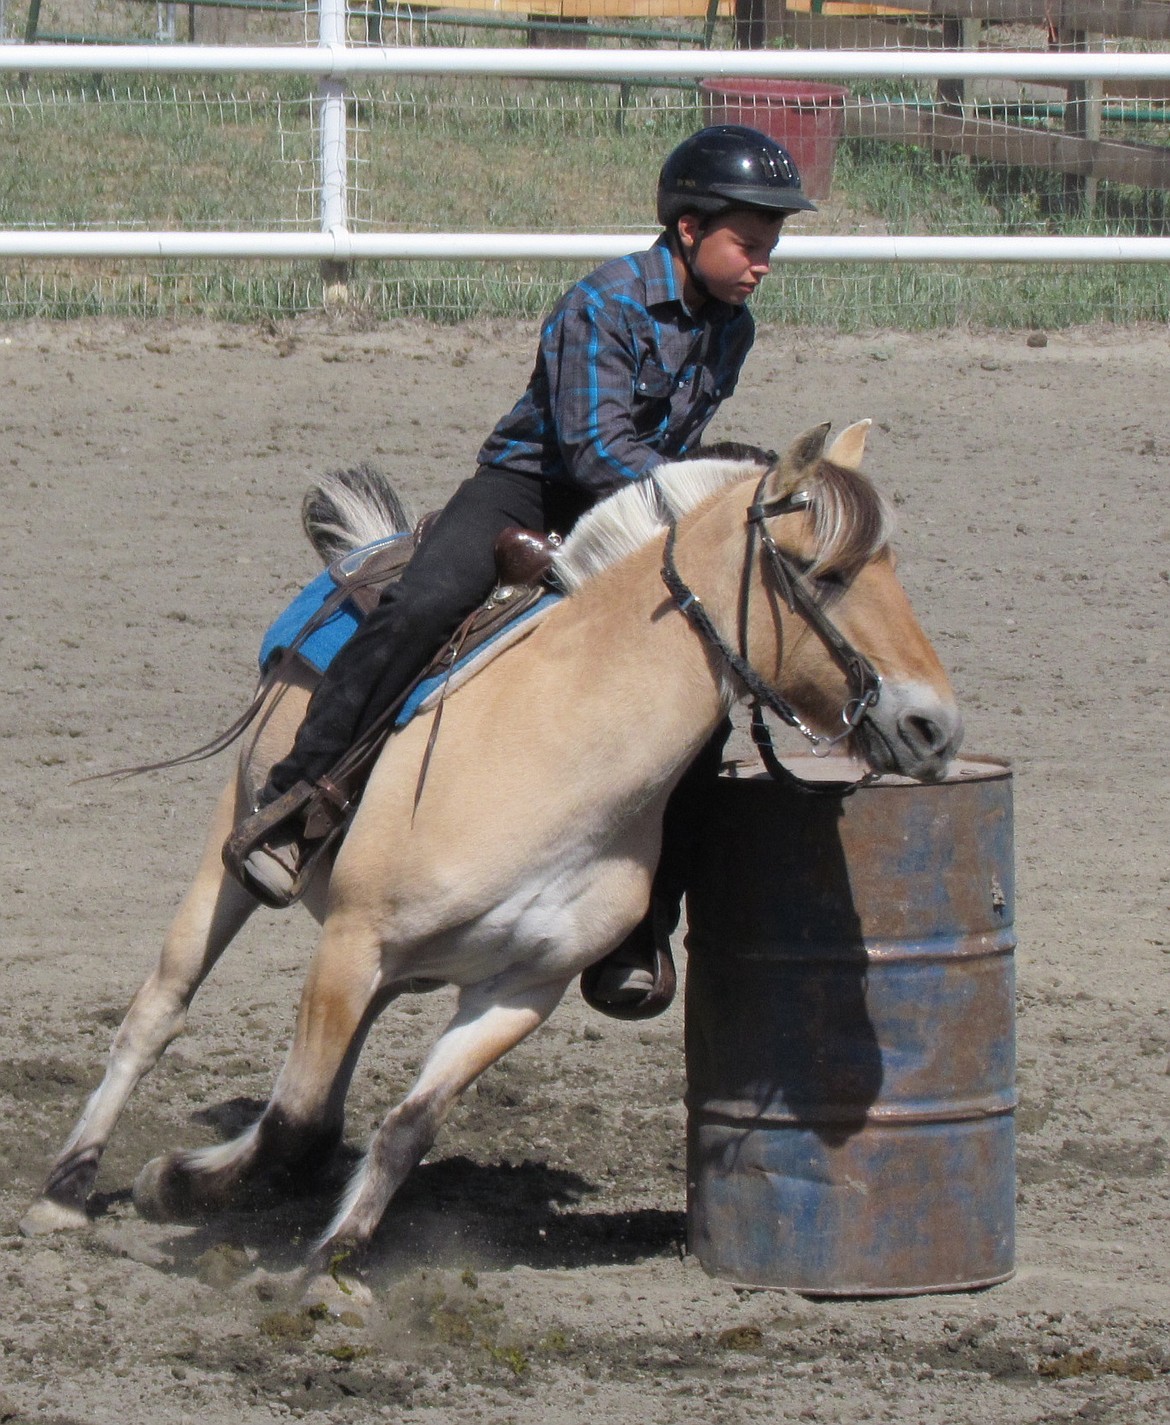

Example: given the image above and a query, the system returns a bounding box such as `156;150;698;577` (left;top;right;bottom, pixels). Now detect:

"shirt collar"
643;232;737;325
642;234;683;309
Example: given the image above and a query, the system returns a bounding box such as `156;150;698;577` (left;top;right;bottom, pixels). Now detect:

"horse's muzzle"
853;682;964;783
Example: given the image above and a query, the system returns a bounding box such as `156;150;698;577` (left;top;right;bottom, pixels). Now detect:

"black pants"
265;462;726;924
265;466;593;801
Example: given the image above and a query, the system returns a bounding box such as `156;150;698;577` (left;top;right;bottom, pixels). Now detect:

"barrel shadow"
685;778;883;1155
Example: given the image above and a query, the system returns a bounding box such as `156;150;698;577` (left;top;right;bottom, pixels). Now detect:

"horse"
21;420;963;1294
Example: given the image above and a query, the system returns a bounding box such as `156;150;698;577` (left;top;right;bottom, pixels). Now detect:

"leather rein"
654;470;883;794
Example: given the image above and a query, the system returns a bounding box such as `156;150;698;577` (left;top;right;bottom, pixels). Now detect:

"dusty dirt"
1;316;1168;1424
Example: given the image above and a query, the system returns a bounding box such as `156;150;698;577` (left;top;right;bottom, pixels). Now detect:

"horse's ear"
773;422;831;494
825;418;872;472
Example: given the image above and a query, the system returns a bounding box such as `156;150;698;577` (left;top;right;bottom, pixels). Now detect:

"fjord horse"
23;421;962;1290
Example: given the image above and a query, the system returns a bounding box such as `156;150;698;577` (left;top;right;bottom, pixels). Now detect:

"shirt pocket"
631;358;679;437
689;360;721;408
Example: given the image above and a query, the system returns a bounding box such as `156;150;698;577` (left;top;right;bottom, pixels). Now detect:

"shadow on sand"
91;1110;683;1282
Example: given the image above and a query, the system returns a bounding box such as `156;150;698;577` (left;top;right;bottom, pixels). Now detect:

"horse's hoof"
19;1196;89;1236
132;1156;171;1221
132;1154;202;1222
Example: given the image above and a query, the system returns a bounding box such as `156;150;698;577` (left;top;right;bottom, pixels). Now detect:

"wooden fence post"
734;0;787;50
938;16;981;118
1053;5;1101;213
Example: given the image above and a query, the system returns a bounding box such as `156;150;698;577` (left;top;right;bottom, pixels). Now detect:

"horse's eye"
812;570;846;592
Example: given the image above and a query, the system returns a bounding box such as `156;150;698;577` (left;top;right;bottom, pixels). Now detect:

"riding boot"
222;777;352;909
579;720;730;1020
580;896;678;1021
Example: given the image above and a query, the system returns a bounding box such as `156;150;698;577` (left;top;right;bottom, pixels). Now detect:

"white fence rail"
4;19;1170;266
3;231;1169;264
7;41;1170;83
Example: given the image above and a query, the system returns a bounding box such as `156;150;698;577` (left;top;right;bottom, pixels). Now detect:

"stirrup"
580;938;677;1022
222;779;347;909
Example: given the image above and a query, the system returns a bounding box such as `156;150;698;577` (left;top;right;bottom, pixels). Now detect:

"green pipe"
18;31;178;44
349;7;716;47
862;96;1170;125
978;102;1170;124
124;0;305;10
36;4;718;47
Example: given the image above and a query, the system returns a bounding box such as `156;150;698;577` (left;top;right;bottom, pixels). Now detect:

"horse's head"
748;420;962;783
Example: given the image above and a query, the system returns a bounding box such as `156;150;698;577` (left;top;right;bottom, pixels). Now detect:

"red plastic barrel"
700;79;851;199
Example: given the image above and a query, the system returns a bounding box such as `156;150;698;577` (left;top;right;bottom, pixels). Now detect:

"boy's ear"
675;212;702;252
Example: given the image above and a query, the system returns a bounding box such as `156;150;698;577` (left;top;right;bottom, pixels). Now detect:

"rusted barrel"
684;757;1015;1295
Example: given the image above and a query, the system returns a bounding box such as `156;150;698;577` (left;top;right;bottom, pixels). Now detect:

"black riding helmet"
656;124;816;227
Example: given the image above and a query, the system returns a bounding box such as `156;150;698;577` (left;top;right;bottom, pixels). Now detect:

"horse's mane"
555;453;767;593
805;457;895;582
555;446;892;594
298;445;893;595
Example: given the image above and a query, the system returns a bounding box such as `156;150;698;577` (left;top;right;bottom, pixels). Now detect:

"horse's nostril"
902;714;944;753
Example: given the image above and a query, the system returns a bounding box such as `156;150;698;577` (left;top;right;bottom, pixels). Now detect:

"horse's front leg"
132;913;387;1222
305;976;568;1287
21;778;258;1235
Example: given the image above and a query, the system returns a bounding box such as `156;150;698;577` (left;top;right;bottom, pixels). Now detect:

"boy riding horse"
224;125;816;1017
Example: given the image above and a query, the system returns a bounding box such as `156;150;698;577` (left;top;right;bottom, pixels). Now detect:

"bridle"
654;469;883;793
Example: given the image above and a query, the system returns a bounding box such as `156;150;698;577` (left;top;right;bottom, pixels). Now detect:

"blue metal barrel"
684;757;1015;1295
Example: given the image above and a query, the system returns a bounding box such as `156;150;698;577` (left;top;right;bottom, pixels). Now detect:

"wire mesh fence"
2;1;1170;324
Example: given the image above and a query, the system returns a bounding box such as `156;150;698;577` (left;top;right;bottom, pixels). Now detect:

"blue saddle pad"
259;563;363;677
258;536;561;729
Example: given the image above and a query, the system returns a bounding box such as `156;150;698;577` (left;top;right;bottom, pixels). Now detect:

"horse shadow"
92;1122;682;1279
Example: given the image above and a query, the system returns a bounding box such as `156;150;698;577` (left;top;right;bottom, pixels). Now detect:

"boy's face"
677;208;787;307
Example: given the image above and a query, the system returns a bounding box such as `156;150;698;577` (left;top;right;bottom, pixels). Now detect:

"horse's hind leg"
20;779;258;1235
308;976;568;1282
132;916;387;1221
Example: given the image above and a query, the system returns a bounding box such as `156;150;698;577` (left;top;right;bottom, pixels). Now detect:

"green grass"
0;78;309;230
2;71;1170;327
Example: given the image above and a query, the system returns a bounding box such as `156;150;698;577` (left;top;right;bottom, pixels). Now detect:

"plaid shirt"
476;236;755;499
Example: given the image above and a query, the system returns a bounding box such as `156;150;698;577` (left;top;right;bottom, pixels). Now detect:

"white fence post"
318;0;350;305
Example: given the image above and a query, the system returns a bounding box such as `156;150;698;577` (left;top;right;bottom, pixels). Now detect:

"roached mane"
554;449;893;594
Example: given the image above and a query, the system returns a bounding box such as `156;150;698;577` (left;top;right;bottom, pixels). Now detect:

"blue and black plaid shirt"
476;235;755;499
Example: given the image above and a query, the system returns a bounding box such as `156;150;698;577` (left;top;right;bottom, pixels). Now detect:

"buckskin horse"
22;421;962;1293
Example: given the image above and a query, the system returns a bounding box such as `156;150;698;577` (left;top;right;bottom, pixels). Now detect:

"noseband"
655;470;883;792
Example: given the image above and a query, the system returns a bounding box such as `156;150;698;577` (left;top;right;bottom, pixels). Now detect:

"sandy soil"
1;316;1168;1424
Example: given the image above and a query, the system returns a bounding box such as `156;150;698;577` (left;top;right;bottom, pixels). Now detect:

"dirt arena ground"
1;317;1167;1424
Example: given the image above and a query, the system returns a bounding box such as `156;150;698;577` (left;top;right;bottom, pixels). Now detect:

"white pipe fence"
317;0;349;244
4;27;1170;266
6;42;1170;83
3;232;1169;263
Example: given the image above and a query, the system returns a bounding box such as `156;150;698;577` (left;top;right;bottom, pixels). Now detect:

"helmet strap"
671;206;788;308
672;214;714;307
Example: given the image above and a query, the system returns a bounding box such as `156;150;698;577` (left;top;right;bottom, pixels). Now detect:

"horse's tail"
302;464;413;566
79;465;413;786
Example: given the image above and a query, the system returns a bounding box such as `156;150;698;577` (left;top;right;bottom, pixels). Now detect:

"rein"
77;554;400;784
655;471;882;795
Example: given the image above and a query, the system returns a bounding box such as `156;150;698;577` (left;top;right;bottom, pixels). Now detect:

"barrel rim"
692;1265;1017;1298
721;753;1012;789
686;1095;1019;1127
684;927;1019;963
